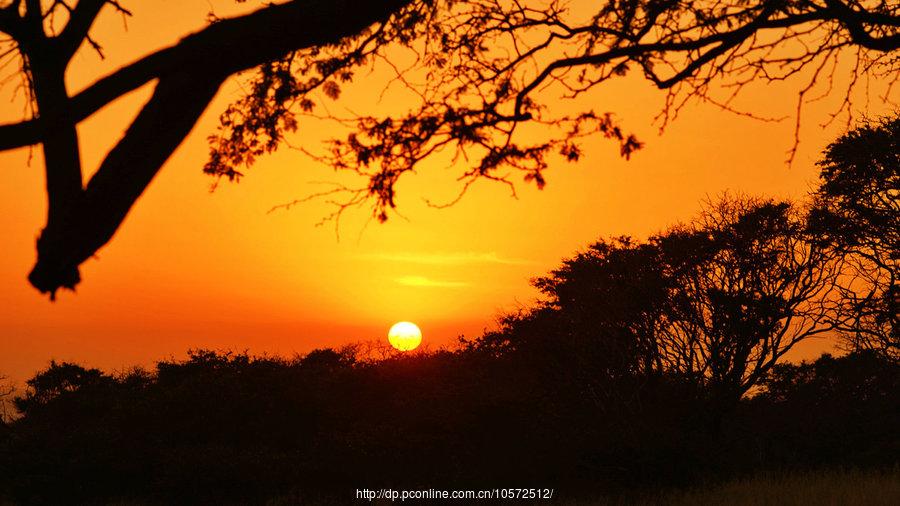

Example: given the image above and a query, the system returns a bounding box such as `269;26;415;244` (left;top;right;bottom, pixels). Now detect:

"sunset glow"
0;0;894;386
0;0;896;502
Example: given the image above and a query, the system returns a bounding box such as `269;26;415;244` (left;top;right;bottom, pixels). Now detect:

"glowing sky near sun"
0;1;895;384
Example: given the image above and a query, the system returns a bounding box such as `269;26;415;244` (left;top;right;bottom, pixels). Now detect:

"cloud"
394;276;469;288
368;251;532;266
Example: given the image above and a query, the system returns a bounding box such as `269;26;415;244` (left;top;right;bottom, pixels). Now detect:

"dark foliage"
0;116;896;503
480;196;843;418
0;180;895;504
0;348;896;505
811;116;899;359
740;351;900;471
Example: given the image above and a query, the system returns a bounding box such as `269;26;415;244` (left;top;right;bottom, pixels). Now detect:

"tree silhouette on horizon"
811;116;899;359
477;195;847;422
1;119;898;502
0;0;896;297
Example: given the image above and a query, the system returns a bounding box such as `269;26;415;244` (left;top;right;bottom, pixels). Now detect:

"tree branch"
825;0;900;51
0;0;413;151
57;0;131;60
23;0;415;296
29;70;225;296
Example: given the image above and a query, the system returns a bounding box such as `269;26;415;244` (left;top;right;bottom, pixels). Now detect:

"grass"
590;467;900;506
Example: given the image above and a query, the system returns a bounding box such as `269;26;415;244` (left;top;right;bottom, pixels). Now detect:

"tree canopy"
0;0;897;296
811;116;899;359
477;195;846;414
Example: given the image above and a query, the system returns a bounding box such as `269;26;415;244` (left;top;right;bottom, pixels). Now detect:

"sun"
388;321;422;351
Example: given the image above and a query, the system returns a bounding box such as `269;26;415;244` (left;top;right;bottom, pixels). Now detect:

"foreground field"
2;468;898;505
594;467;900;506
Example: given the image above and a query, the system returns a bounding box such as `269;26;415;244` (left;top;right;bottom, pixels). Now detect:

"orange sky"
0;1;895;385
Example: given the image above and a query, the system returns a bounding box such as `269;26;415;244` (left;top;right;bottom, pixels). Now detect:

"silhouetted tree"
489;196;843;418
747;350;900;468
657;197;843;412
810;115;899;360
532;237;672;379
13;361;111;416
481;237;682;420
4;346;897;504
0;0;896;296
0;375;13;427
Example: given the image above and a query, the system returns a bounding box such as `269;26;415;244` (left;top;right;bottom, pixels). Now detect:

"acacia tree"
656;198;843;408
0;0;896;297
531;237;673;381
811;115;899;360
507;197;843;412
473;196;849;423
